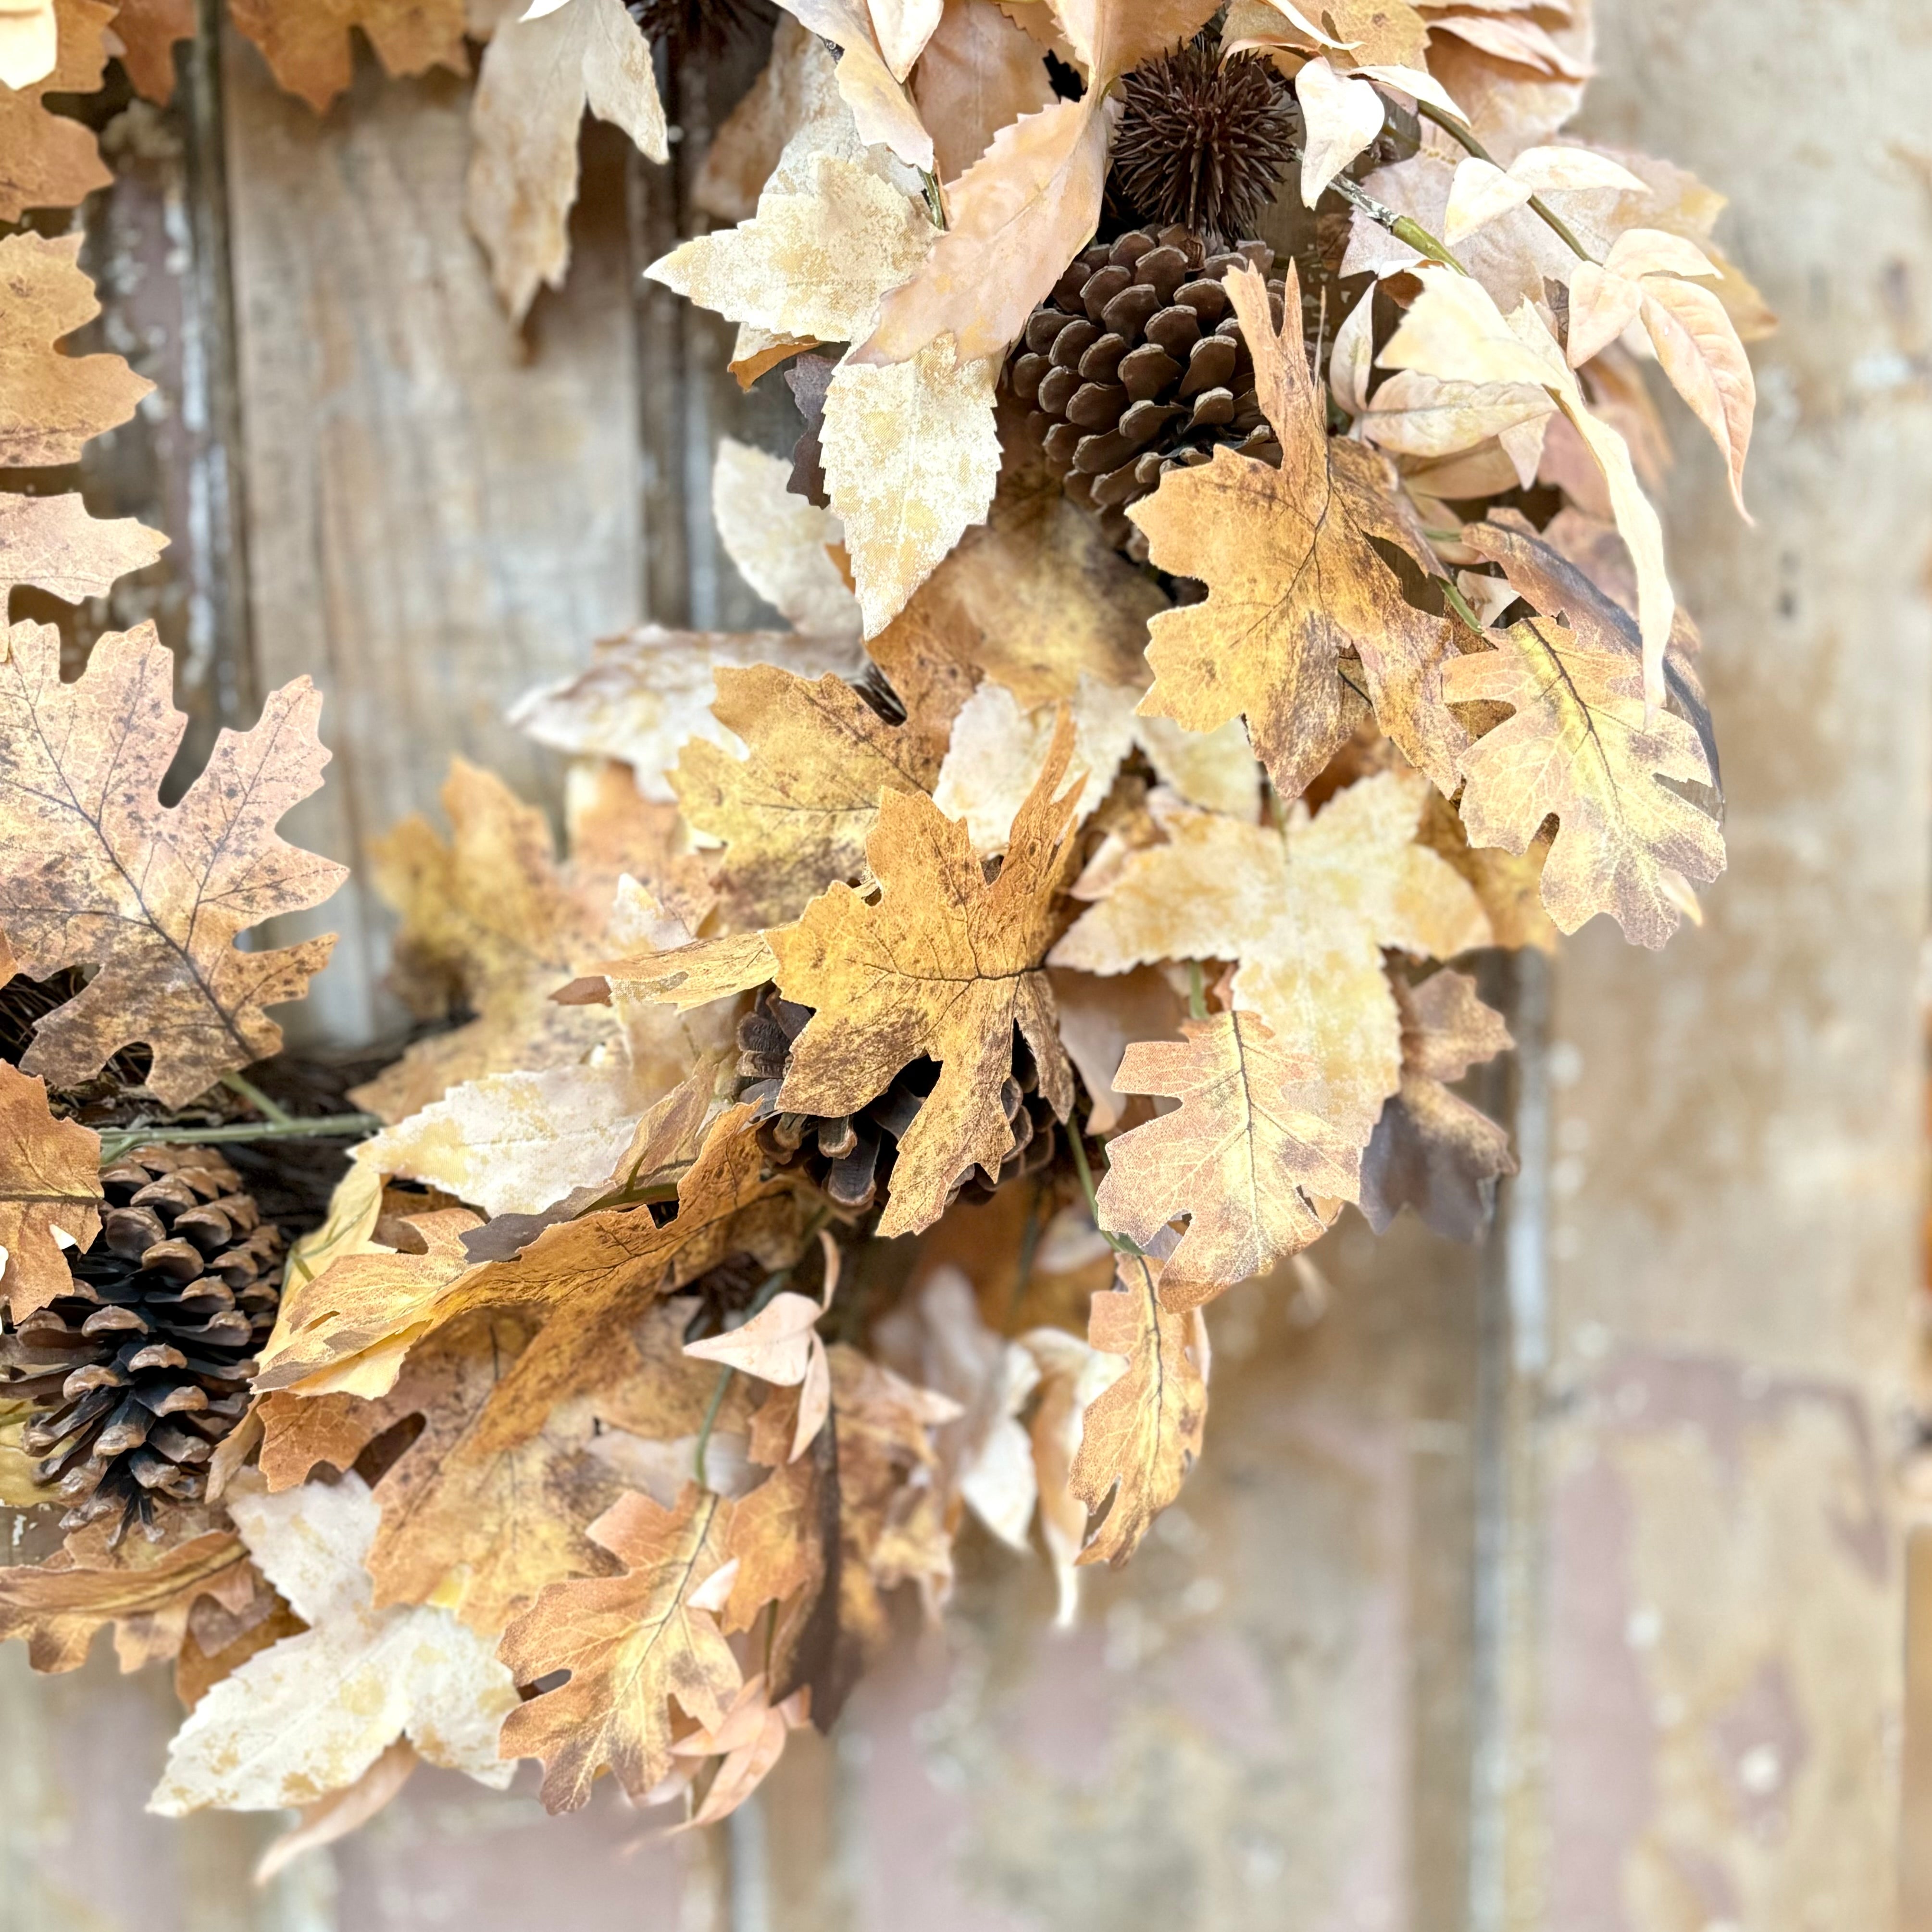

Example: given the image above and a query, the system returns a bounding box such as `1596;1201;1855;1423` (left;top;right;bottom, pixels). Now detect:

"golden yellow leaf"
1130;263;1468;798
150;1474;518;1815
1097;1010;1361;1304
0;621;345;1108
467;0;668;323
499;1483;741;1811
0;0;112;221
673;666;938;926
1052;769;1490;1133
227;0;465;112
1444;523;1724;947
1359;968;1515;1241
0;1063;101;1320
767;717;1081;1238
1069;1253;1206;1567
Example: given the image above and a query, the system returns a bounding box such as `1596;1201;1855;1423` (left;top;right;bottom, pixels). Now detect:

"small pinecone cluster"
735;993;1059;1213
1006;228;1297;556
1;1146;284;1541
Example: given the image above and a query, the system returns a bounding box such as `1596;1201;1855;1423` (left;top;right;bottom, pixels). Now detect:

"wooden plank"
222;32;644;1048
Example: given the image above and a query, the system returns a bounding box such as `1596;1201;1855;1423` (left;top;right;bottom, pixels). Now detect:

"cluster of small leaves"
1;0;1757;1860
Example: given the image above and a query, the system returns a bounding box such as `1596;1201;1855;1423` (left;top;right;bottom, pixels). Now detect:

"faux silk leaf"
1130;263;1467;798
498;1484;741;1812
0;621;345;1108
1097;1011;1362;1305
1068;1253;1207;1567
0;1064;102;1319
226;0;466;112
768;717;1081;1238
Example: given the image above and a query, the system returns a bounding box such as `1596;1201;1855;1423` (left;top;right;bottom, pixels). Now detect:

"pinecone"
1004;227;1303;557
1;1145;284;1542
734;993;1059;1215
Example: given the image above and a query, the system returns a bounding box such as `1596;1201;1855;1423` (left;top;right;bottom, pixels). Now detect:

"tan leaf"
605;929;781;1014
0;621;344;1108
673;665;937;925
1098;1011;1361;1302
1069;1253;1206;1566
692;16;823;224
1052;770;1490;1133
1019;1324;1115;1623
467;0;668;323
1130;263;1468;798
665;1671;812;1829
1295;56;1384;204
113;0;196;102
912;0;1056;182
1231;0;1429;69
0;232;152;466
722;1400;826;1632
1444;523;1724;947
820;334;1003;634
1639;273;1755;518
254;1739;419;1887
0;1064;101;1320
498;1484;742;1811
1428;10;1590;80
712;437;861;640
150;1474;518;1814
0;493;167;608
767;717;1081;1238
227;0;465;112
1358;367;1555;463
1048;963;1186;1134
1359;968;1515;1241
781;0;934;169
0;0;112;221
869;0;944;77
0;1524;248;1673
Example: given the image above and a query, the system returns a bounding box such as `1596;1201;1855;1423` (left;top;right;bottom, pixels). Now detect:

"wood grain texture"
221;32;643;1048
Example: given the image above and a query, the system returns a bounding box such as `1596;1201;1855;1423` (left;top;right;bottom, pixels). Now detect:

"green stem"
1441;575;1490;638
693;1365;734;1493
1067;1116;1144;1260
1187;961;1208;1022
97;1113;380;1160
1414;102;1595;263
1324;172;1470;276
221;1070;294;1127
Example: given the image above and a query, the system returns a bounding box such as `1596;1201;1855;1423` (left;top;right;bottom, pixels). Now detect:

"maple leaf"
1051;769;1490;1137
0;1063;102;1319
672;665;938;926
1359;969;1516;1242
149;1473;519;1815
113;0;196;103
768;715;1082;1238
1069;1253;1207;1567
498;1483;742;1812
1129;262;1468;799
0;1523;250;1673
0;621;346;1108
1445;522;1724;947
0;0;112;221
468;0;669;324
1097;1011;1364;1306
227;0;466;112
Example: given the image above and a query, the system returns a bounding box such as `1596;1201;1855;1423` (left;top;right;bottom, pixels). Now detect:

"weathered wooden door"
4;2;1929;1927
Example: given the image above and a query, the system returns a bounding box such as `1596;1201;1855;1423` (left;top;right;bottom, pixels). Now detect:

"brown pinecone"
1004;226;1297;557
734;993;1059;1215
1;1146;284;1542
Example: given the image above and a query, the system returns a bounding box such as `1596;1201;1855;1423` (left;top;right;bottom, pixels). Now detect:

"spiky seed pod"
1004;227;1298;556
0;1146;284;1544
1110;39;1301;247
734;993;1058;1215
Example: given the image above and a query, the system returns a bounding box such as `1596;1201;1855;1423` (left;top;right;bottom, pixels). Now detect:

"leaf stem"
1324;172;1470;276
1186;961;1208;1022
1414;103;1595;263
96;1113;381;1161
1067;1115;1143;1260
1441;575;1490;638
221;1070;294;1127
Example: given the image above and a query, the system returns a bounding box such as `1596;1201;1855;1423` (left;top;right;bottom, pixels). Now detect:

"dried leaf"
1295;56;1384;204
912;0;1056;182
0;621;345;1107
1359;967;1515;1240
0;1063;101;1319
254;1740;419;1886
114;0;196;102
1069;1253;1206;1567
673;665;937;925
1637;274;1755;519
781;0;934;170
228;0;465;111
1131;263;1467;798
150;1474;519;1814
723;1408;825;1631
498;1484;741;1811
768;718;1081;1237
1048;963;1187;1134
0;0;55;89
0;493;167;610
1020;1324;1115;1622
0;0;112;220
666;1672;811;1828
467;0;668;323
1444;523;1723;947
712;438;861;640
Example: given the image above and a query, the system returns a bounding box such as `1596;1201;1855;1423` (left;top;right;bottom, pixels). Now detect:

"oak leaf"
0;621;345;1107
1069;1253;1207;1567
467;0;668;323
0;492;168;611
1359;968;1515;1241
672;665;937;926
1097;1011;1363;1305
498;1483;741;1811
1052;769;1490;1137
114;0;196;102
227;0;466;112
1022;1323;1116;1624
0;0;112;221
721;1396;826;1634
0;1063;101;1319
768;716;1081;1238
1445;523;1725;947
657;1671;812;1829
150;1473;519;1815
1130;263;1467;799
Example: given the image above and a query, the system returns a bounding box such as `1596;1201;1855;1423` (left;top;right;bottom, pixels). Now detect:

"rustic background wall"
4;2;1929;1928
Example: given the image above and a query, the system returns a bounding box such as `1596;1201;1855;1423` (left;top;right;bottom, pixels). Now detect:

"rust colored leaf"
0;1062;102;1319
